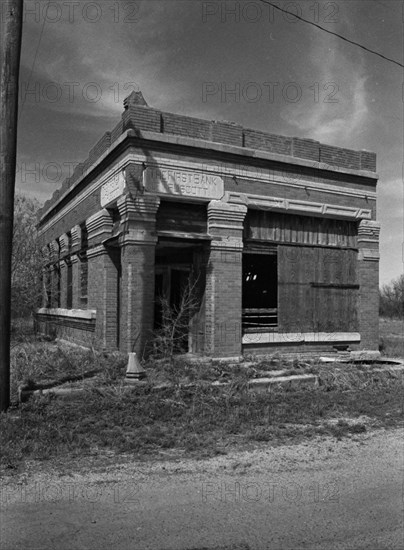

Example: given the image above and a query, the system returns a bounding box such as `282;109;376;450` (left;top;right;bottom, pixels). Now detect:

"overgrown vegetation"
11;194;44;319
1;333;403;472
149;276;200;385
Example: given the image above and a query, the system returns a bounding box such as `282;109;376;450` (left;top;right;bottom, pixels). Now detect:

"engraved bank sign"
144;167;224;200
100;171;126;207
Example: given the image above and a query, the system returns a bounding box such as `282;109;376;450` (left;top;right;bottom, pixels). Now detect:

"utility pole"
0;0;23;412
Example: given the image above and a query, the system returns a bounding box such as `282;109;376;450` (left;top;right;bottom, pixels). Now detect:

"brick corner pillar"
357;219;381;350
206;200;247;358
86;209;116;350
117;194;160;356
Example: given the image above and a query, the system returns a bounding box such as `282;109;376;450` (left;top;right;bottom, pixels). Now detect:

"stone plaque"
143;167;224;200
100;171;126;207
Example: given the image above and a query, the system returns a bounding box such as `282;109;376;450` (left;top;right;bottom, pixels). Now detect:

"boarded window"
278;246;358;333
156;202;207;234
245;211;357;248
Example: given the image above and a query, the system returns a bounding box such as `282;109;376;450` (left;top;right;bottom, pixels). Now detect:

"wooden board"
278;246;358;333
245;211;358;248
156;201;207;234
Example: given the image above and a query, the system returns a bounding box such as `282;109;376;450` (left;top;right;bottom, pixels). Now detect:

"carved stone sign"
143;167;224;200
100;171;126;207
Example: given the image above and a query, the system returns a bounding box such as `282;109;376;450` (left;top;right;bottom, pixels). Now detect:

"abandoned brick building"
36;91;380;358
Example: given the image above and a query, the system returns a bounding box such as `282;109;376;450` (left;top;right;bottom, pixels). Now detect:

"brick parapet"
38;93;377;221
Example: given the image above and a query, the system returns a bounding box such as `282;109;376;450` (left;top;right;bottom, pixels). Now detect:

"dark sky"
15;0;403;284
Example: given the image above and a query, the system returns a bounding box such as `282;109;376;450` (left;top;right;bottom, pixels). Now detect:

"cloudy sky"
15;0;403;285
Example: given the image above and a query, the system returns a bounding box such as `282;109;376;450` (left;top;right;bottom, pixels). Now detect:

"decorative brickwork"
118;195;160;354
205;202;247;357
357;220;380;349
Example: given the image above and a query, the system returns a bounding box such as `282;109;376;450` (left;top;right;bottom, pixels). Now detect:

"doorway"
154;243;195;353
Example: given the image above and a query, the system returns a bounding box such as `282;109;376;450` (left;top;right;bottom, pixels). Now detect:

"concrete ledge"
18;387;85;403
248;374;318;393
243;332;361;345
37;308;96;320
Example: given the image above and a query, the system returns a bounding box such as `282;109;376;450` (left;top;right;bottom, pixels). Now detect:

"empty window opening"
242;253;277;332
154;244;195;353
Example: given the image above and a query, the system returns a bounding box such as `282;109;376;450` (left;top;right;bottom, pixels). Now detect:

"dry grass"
2;321;403;473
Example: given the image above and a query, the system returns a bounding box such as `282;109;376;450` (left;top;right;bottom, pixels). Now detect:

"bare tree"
151;275;200;363
11;194;44;320
379;274;404;319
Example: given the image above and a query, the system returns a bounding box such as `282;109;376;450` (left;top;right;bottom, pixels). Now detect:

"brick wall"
205;249;243;357
358;260;379;349
36;315;96;348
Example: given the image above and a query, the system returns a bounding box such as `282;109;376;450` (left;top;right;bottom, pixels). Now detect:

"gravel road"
1;428;403;549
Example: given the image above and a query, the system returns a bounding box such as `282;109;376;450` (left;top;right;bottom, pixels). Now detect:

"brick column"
70;225;81;309
41;246;51;308
86;209;118;350
49;240;60;307
357;219;381;350
117;194;160;356
58;233;69;308
59;259;68;308
206;201;247;358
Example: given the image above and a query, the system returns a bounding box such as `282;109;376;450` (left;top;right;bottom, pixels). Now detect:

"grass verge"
2;321;403;473
1;364;403;472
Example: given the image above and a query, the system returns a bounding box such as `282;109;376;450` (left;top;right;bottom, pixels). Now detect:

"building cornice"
38;129;378;224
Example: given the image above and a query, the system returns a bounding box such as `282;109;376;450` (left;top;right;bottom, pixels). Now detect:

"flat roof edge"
38;129;378;223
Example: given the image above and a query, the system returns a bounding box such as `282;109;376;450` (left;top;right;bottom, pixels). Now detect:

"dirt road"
1;428;403;549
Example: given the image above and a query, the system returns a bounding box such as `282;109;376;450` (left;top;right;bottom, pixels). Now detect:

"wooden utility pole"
0;0;23;411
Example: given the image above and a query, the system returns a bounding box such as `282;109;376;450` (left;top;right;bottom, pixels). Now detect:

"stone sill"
37;308;96;320
242;332;361;345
